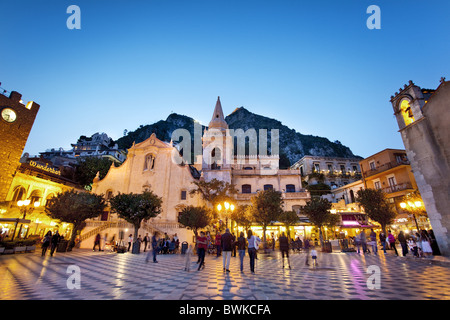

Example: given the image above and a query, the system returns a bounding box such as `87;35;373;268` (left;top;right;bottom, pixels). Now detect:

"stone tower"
390;78;450;256
202;97;233;183
0;88;40;201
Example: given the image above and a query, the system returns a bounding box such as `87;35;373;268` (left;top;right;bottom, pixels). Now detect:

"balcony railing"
381;182;413;194
363;160;410;178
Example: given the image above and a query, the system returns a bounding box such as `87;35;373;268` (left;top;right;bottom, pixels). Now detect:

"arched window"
106;190;114;200
144;154;155;171
29;190;42;206
264;184;273;191
400;99;415;126
45;193;55;207
242;184;252;194
12;186;26;202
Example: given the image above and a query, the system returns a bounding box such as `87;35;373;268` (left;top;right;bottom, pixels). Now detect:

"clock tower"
0;87;40;201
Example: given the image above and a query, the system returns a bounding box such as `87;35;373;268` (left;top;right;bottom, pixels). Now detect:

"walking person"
369;229;378;255
354;233;361;254
127;234;133;252
221;228;233;273
398;231;408;256
184;244;193;271
237;232;247;273
215;233;222;257
247;230;260;274
143;233;150;252
146;231;160;263
50;231;60;256
197;231;208;271
379;231;387;254
310;246;318;267
93;233;102;251
41;231;52;256
360;230;368;254
304;238;311;266
231;233;237;257
388;230;398;256
279;232;291;269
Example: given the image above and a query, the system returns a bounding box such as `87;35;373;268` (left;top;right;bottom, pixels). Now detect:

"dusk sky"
1;0;449;159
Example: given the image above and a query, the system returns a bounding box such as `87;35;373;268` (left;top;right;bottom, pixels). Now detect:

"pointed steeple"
208;96;228;130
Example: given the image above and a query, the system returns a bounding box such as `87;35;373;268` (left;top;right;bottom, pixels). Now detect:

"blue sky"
1;0;449;159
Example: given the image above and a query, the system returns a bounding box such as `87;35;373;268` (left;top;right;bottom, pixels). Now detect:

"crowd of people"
350;228;441;257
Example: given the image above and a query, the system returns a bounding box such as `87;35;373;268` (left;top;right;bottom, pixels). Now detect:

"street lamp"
400;200;423;231
217;201;235;229
13;199;40;240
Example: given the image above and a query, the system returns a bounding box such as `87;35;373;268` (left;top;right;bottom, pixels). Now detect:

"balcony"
381;182;414;194
363;160;410;178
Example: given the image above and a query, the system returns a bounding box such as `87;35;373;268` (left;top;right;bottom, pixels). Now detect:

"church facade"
87;98;310;248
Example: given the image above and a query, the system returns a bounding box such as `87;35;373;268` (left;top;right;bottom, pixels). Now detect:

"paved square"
1;248;449;300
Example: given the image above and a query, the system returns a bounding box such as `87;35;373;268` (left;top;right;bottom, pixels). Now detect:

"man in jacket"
279;232;291;269
221;228;233;272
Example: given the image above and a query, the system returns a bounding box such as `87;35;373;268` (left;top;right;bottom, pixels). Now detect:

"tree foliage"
356;188;396;234
109;191;163;240
45;190;107;249
249;189;284;242
178;205;212;236
74;157;116;190
278;210;300;239
190;178;238;206
230;205;253;232
301;197;333;246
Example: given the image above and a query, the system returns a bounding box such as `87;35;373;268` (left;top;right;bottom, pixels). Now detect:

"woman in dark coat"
279;232;291;269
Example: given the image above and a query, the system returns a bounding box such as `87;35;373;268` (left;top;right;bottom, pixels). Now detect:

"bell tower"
202;97;232;183
0;87;40;201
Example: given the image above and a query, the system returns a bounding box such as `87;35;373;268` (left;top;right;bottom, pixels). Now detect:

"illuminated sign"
29;161;61;176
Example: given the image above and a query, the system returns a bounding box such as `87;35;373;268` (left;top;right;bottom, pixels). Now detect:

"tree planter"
26;245;36;252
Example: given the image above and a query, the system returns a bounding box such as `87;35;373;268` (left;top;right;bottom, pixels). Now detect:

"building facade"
291;155;362;188
89;98;311;247
390;78;450;256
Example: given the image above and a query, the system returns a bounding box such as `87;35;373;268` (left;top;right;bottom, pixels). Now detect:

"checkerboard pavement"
1;248;449;300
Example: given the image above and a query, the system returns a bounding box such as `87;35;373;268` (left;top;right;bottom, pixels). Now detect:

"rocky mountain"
116;107;360;168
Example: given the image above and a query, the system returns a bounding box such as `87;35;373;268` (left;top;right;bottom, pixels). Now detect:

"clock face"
1;108;17;123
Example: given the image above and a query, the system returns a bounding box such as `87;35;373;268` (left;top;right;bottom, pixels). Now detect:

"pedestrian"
102;233;108;251
310;245;318;267
388;230;398;256
369;229;378;255
215;233;222;257
398;231;408;256
136;235;142;253
379;232;387;254
247;230;260;274
146;231;159;263
221;228;233;273
420;230;433;258
143;233;150;252
360;230;368;254
271;232;276;251
304;238;311;266
408;237;418;257
428;229;441;256
41;231;52;256
236;232;247;273
197;231;208;271
184;244;193;271
279;232;291;269
354;233;361;254
93;233;102;251
231;233;237;257
50;231;60;256
127;234;133;252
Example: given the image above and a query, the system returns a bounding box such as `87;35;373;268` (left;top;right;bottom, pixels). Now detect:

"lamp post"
217;201;235;230
399;200;423;232
13;199;40;240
